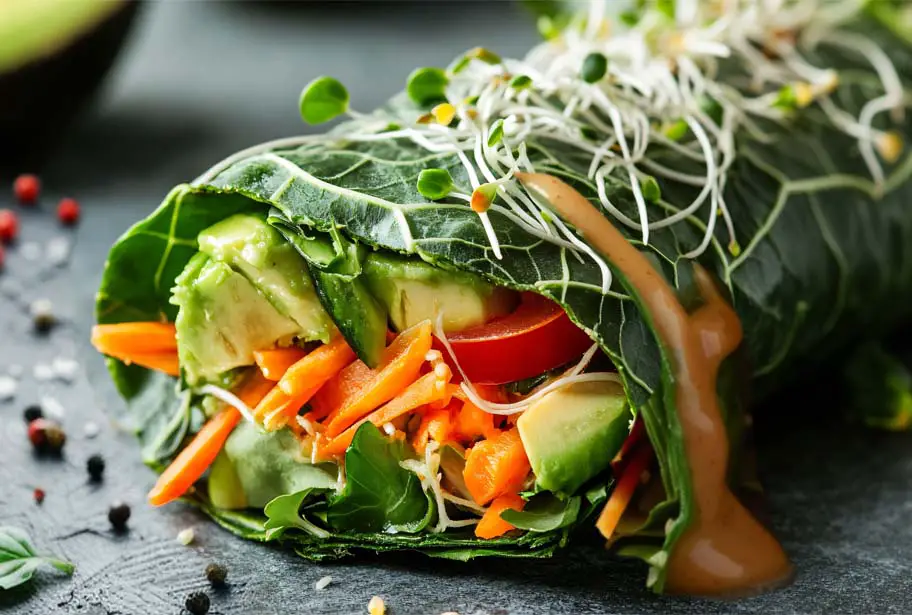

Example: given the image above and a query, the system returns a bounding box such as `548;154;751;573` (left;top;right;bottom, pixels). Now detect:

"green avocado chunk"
362;251;518;333
517;380;631;496
198;214;333;343
209;421;338;510
171;253;302;385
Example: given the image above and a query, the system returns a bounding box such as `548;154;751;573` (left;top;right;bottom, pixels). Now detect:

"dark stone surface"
1;3;910;613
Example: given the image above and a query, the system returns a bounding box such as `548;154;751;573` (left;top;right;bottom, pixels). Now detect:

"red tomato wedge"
438;293;593;385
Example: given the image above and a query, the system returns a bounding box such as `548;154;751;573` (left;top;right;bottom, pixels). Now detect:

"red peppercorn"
57;198;80;226
27;418;66;453
33;488;45;505
13;174;40;205
0;209;18;243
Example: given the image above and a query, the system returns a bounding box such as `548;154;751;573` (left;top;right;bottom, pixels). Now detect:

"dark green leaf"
299;76;349;125
501;494;582;532
264;489;334;540
326;424;432;533
0;527;74;590
416;168;454;200
406;67;449;106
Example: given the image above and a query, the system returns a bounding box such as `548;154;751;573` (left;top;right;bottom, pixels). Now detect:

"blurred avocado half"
0;0;139;173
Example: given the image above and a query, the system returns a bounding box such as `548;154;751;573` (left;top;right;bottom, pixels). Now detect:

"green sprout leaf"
581;52;608;84
0;526;75;590
416;169;454;200
487;119;505;147
406;67;449;106
510;75;533;90
641;175;661;202
468;46;502;65
581;126;600;141
299;76;349;125
663;119;689;141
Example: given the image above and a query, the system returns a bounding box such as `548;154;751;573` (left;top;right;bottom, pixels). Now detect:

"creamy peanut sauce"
517;172;792;596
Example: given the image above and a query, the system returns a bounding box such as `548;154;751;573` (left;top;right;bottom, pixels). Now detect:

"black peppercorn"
205;562;228;587
185;591;210;615
33;313;56;334
108;501;131;531
87;454;105;482
23;405;42;423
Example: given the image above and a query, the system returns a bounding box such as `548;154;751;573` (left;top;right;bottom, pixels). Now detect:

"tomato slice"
437;292;594;385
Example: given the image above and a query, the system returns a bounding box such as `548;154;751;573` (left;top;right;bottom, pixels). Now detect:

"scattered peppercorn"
27;418;66;453
30;299;56;333
108;501;131;531
87;454;105;482
184;591;210;615
33;488;45;505
0;210;18;243
13;174;40;205
205;563;228;587
57;198;80;226
23;405;43;422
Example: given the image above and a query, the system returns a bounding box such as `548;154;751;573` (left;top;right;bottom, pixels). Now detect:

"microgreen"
487;119;505;147
299;76;349;125
471;183;498;213
406;67;449;106
510;75;533;90
0;526;74;589
641;176;661;203
581;52;608;83
416;169;454;200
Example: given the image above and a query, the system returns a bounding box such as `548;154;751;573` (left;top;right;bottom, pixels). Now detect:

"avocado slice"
198;214;333;343
208;421;338;509
517;380;631;496
171;253;302;385
362;251;518;333
0;0;138;171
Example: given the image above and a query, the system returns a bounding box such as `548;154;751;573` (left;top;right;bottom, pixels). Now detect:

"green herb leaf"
509;74;532;90
581;52;608;83
501;495;582;532
326;423;432;533
406;67;449;106
640;175;661;202
264;489;334;540
0;526;74;589
487;119;505;147
299;76;350;125
417;169;454;200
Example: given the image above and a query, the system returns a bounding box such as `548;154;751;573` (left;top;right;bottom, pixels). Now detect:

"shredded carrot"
475;493;525;539
319;365;453;457
463;428;530;506
319;321;434;438
613;417;645;465
91;322;177;354
454;399;499;442
412;402;458;453
278;337;355;398
596;445;653;540
148;374;272;506
453;383;508;404
254;347;308;381
91;322;180;375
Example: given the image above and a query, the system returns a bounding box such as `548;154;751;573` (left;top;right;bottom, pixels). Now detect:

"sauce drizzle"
517;172;792;596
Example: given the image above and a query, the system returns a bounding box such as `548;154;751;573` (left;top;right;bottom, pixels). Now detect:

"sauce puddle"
517;172;792;596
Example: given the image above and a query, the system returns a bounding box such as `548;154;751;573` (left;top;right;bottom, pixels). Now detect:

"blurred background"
1;1;541;188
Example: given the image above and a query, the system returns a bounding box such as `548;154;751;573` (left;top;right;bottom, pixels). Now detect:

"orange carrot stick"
278;337;356;399
463;428;530;506
412;402;458;454
319;321;433;438
147;374;272;506
254;348;308;381
596;445;652;540
475;493;525;539
319;366;453;457
91;322;177;354
454;399;499;443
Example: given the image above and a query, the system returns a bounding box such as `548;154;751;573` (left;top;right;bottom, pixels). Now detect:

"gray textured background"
1;2;911;613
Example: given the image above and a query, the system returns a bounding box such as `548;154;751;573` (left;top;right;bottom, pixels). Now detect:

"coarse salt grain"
177;528;195;545
33;363;55;381
83;421;100;439
46;237;71;267
0;375;17;401
52;357;79;382
29;299;53;319
7;364;23;378
41;396;65;418
20;242;41;261
314;575;333;591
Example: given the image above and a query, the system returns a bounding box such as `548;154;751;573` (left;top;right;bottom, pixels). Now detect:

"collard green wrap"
96;12;912;592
